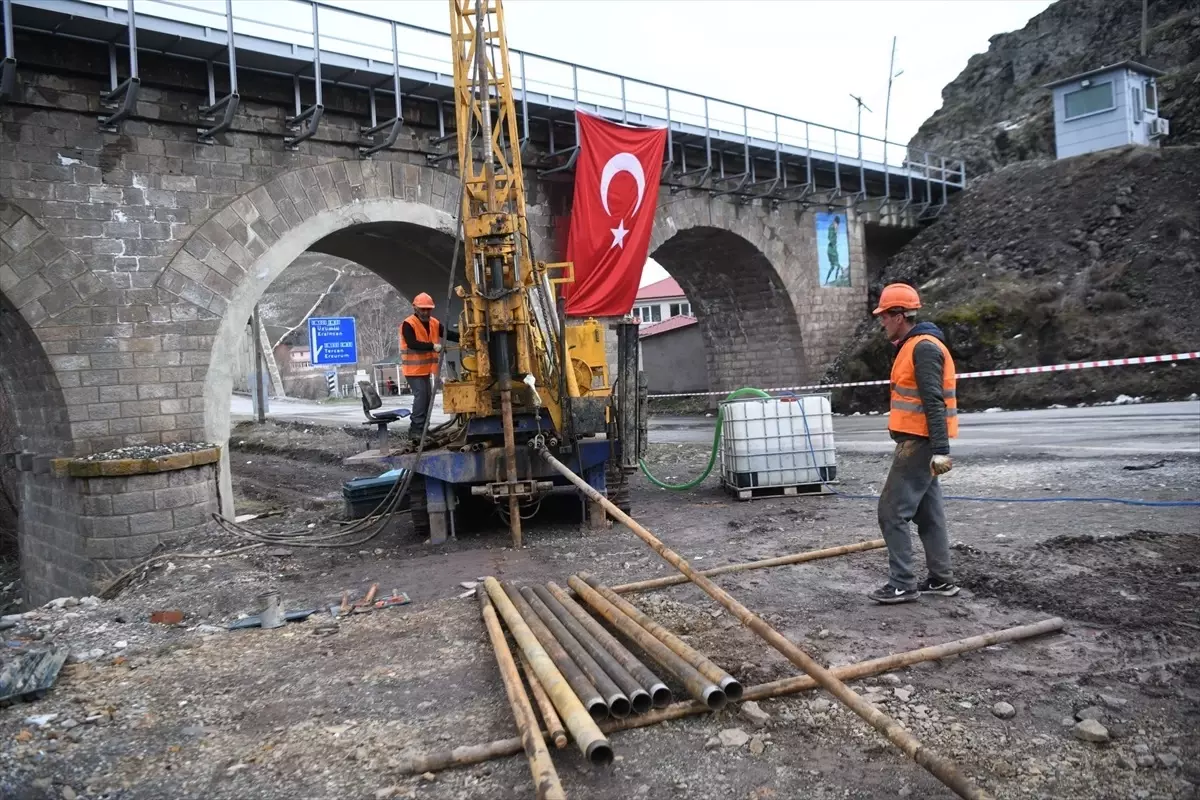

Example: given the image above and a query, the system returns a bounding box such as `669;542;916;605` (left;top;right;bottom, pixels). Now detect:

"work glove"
930;455;953;476
433;343;443;353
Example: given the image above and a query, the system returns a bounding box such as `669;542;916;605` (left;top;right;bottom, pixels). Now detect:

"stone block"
111;490;157;515
128;509;174;535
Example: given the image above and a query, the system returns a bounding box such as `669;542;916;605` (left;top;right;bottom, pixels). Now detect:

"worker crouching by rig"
870;283;961;605
400;292;459;438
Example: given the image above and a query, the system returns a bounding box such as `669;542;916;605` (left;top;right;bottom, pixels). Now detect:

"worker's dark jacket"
889;321;952;456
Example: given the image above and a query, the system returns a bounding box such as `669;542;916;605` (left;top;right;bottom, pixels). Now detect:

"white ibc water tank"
719;394;837;490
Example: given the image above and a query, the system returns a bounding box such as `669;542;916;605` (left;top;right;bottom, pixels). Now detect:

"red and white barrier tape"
648;351;1200;399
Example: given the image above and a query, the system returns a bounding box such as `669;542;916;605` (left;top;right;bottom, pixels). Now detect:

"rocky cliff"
909;0;1200;177
826;145;1200;412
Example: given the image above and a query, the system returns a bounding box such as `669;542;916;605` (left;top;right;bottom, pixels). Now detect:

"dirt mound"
953;529;1199;638
827;145;1200;412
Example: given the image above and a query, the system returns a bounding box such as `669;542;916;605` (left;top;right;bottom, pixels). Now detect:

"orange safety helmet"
872;283;921;315
412;292;436;309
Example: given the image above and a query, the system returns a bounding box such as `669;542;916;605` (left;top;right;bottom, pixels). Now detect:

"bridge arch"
648;207;808;394
0;203;79;596
159;161;465;515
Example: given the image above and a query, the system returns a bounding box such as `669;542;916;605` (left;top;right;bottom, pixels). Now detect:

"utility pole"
1140;0;1148;57
850;93;872;159
252;305;267;424
883;36;904;165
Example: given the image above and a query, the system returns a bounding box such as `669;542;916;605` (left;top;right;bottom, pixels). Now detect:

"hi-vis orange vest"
888;334;958;439
400;314;441;378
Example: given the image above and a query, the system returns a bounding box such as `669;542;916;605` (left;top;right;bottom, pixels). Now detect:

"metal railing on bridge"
4;0;966;216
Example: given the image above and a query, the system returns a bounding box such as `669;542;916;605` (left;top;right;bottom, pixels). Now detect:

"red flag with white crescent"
563;111;667;317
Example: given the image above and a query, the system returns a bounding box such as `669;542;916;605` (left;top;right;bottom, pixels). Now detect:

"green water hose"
638;387;772;490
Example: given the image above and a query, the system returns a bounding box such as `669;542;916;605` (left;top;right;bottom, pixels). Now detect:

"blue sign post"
307;317;358;366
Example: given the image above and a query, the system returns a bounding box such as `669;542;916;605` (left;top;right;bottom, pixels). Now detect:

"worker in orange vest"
400;292;458;437
869;283;959;604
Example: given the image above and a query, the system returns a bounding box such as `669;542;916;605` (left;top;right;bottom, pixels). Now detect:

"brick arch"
157;160;462;516
648;204;808;393
0;200;96;330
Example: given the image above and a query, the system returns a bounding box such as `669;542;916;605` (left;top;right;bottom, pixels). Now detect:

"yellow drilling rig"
354;0;644;546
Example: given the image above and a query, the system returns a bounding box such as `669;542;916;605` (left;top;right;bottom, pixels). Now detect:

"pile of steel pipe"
404;616;1065;777
489;576;740;724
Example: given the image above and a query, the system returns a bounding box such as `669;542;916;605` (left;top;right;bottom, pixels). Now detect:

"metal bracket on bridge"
97;0;140;133
197;0;239;145
359;22;403;158
284;3;323;150
1;0;16;105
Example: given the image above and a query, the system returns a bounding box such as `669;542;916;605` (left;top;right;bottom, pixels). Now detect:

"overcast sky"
325;0;1054;286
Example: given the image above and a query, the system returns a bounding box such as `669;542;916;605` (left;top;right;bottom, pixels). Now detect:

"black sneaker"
918;578;960;597
869;584;920;604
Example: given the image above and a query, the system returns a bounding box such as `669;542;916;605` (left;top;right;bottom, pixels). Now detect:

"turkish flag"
564;111;667;317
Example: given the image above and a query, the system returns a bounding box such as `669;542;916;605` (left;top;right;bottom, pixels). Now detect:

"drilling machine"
351;0;645;546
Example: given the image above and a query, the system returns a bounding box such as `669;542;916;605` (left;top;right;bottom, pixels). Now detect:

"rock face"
826;146;1200;411
908;0;1200;177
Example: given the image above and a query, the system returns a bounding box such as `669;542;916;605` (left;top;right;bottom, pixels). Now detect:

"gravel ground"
1;424;1197;800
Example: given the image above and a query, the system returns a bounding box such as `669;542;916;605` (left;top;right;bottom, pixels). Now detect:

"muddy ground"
1;420;1198;800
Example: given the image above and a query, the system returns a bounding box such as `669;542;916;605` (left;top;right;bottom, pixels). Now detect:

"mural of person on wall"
817;211;851;287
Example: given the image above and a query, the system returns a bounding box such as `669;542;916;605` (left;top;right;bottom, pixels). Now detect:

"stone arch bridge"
0;11;958;601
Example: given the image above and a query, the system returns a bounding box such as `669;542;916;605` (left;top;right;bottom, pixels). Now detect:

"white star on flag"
610;219;629;249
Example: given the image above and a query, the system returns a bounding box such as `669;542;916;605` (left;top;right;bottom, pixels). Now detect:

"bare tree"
356;294;404;366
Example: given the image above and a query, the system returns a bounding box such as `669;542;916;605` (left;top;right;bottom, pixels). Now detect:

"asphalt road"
230;395;1199;457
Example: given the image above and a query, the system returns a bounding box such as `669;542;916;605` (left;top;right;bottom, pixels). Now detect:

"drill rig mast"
349;0;642;546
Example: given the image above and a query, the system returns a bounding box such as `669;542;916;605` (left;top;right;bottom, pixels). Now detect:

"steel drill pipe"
478;591;565;800
393;617;1065;776
609;539;887;595
579;572;743;701
546;581;673;709
519;650;567;749
482;577;612;765
539;447;992;800
520;585;633;718
531;583;653;714
501;580;609;722
567;575;726;710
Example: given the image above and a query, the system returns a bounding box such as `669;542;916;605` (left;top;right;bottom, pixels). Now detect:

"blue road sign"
308;317;358;365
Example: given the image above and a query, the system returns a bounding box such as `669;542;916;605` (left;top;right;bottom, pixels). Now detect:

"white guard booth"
719;393;837;500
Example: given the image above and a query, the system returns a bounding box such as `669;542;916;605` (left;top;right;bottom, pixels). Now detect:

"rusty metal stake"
501;580;608;721
579;572;742;701
482;577;612;765
519;650;568;749
567;575;725;710
532;584;653;714
519;585;632;717
539;446;992;800
546;581;672;709
478;590;565;799
609;539;886;595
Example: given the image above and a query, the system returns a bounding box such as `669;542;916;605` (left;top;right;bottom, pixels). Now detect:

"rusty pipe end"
607;694;632;718
586;698;609;722
649;683;673;708
629;688;652;714
703;685;727;710
585;739;614;766
720;676;744;701
552;732;569;749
